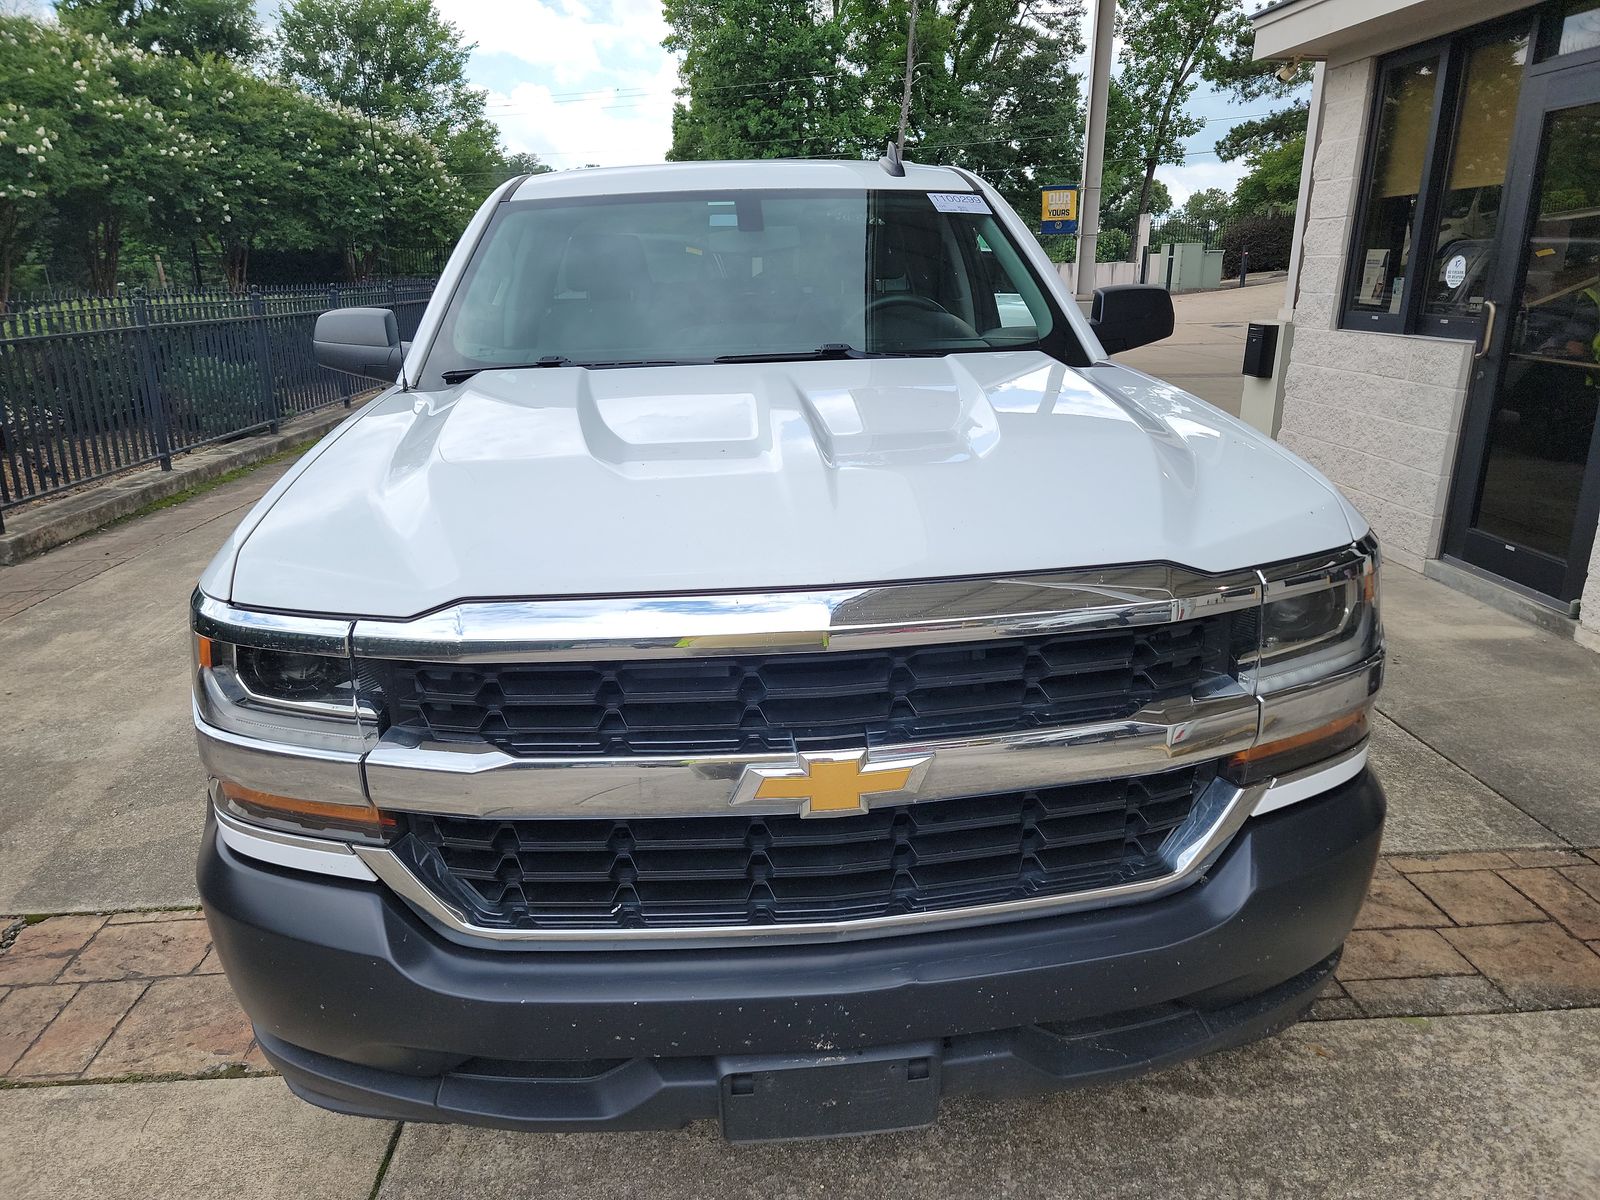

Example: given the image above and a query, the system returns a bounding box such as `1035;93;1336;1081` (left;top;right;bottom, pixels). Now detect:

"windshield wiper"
441;356;682;384
710;344;982;364
713;343;877;364
442;356;574;383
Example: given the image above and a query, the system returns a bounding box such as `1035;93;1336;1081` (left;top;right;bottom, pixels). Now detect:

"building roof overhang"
1251;0;1540;62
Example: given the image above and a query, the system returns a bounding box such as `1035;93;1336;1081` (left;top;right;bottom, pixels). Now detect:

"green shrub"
1097;228;1133;263
163;355;268;441
1221;214;1296;277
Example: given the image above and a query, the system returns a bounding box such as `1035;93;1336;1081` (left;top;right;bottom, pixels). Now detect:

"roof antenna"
880;140;906;178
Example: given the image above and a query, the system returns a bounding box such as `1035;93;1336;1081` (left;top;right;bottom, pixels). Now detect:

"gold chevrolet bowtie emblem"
732;750;933;818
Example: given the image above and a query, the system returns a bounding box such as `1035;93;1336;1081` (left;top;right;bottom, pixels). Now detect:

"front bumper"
200;769;1384;1138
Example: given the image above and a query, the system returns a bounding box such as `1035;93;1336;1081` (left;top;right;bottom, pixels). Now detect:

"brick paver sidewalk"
4;849;1600;1086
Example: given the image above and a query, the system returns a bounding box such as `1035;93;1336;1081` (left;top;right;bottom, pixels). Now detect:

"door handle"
1475;300;1498;360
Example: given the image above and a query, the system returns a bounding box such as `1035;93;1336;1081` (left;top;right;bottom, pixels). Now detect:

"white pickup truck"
192;159;1384;1142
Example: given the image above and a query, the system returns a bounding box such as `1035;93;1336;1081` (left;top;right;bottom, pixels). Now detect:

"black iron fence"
0;280;435;527
1144;212;1296;282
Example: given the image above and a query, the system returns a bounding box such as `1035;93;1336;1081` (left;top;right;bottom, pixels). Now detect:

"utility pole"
897;0;919;158
1075;0;1116;301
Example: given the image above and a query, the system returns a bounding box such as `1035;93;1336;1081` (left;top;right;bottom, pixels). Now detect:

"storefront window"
1340;13;1557;337
1346;56;1441;321
1422;32;1530;323
1544;0;1600;59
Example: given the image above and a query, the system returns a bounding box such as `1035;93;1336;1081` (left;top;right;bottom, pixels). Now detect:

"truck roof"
509;158;973;200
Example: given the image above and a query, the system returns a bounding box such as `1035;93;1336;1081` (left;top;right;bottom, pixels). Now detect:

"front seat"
540;233;653;357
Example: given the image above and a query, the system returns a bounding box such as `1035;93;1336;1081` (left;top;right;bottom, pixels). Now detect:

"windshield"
422;188;1061;382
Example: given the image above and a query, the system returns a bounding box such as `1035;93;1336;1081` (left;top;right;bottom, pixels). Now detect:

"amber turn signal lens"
1230;709;1368;766
217;780;394;838
1225;710;1369;786
196;635;216;669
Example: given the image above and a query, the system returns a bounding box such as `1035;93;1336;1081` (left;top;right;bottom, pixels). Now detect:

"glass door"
1445;63;1600;603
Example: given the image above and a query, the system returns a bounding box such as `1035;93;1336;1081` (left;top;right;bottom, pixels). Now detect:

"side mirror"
313;307;408;382
1089;285;1175;355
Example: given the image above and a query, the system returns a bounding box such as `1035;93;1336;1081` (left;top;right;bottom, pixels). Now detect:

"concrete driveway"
4;326;1600;1196
1114;281;1284;416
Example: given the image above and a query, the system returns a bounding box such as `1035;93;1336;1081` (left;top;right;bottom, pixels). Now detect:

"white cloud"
486;54;679;167
439;0;671;85
1157;158;1250;207
436;0;678;166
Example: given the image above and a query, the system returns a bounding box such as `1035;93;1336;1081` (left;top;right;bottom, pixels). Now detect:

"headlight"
1229;540;1383;787
194;634;379;754
1242;546;1380;693
192;591;389;841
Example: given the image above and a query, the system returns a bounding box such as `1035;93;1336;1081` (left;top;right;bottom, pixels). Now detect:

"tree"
1179;187;1234;227
1215;103;1308;164
57;0;263;62
664;0;864;160
501;151;552;177
1115;0;1251;222
154;59;326;289
1208;14;1310;215
0;18;72;306
277;0;479;131
663;2;1086;220
274;0;504;189
0;18;204;295
1233;134;1304;213
894;1;1086;218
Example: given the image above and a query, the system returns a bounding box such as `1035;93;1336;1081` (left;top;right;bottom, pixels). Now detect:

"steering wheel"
864;294;949;317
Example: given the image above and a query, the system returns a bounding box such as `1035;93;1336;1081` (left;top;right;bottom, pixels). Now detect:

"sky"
443;1;1273;204
433;0;680;172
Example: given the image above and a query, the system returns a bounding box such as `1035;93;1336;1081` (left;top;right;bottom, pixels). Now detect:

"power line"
484;63;901;111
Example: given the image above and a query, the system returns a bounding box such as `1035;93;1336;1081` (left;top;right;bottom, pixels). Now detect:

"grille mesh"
371;618;1230;758
399;765;1209;931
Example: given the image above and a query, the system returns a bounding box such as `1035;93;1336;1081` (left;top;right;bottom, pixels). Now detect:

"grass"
99;436;321;531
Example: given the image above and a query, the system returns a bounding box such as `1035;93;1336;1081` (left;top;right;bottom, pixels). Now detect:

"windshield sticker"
927;192;992;215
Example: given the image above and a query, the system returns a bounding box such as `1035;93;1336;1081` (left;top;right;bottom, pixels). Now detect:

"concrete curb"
0;406;356;566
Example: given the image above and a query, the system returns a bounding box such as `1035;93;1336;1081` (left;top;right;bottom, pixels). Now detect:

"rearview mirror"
313;307;408;382
1089;285;1175;355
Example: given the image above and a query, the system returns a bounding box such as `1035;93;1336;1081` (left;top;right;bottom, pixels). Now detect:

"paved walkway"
3;374;1600;1196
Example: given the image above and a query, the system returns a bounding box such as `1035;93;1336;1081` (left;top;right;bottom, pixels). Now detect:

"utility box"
1239;320;1291;438
1243;322;1279;379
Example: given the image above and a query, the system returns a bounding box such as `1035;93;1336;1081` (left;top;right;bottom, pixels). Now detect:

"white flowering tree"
0;12;481;299
158;59;314;289
292;95;470;281
0;20;74;308
0;20;203;299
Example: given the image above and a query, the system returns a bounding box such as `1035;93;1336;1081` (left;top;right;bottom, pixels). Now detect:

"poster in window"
1359;249;1391;306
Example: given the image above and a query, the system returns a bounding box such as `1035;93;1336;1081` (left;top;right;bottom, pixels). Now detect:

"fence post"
133;295;173;471
249;289;279;433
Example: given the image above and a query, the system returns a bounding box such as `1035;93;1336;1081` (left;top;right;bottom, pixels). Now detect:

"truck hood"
217;352;1362;618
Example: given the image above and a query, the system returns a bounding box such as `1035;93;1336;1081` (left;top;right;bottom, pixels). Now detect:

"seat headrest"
563;233;649;299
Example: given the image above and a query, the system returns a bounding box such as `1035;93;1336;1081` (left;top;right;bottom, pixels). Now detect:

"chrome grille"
396;765;1211;931
369;617;1233;757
